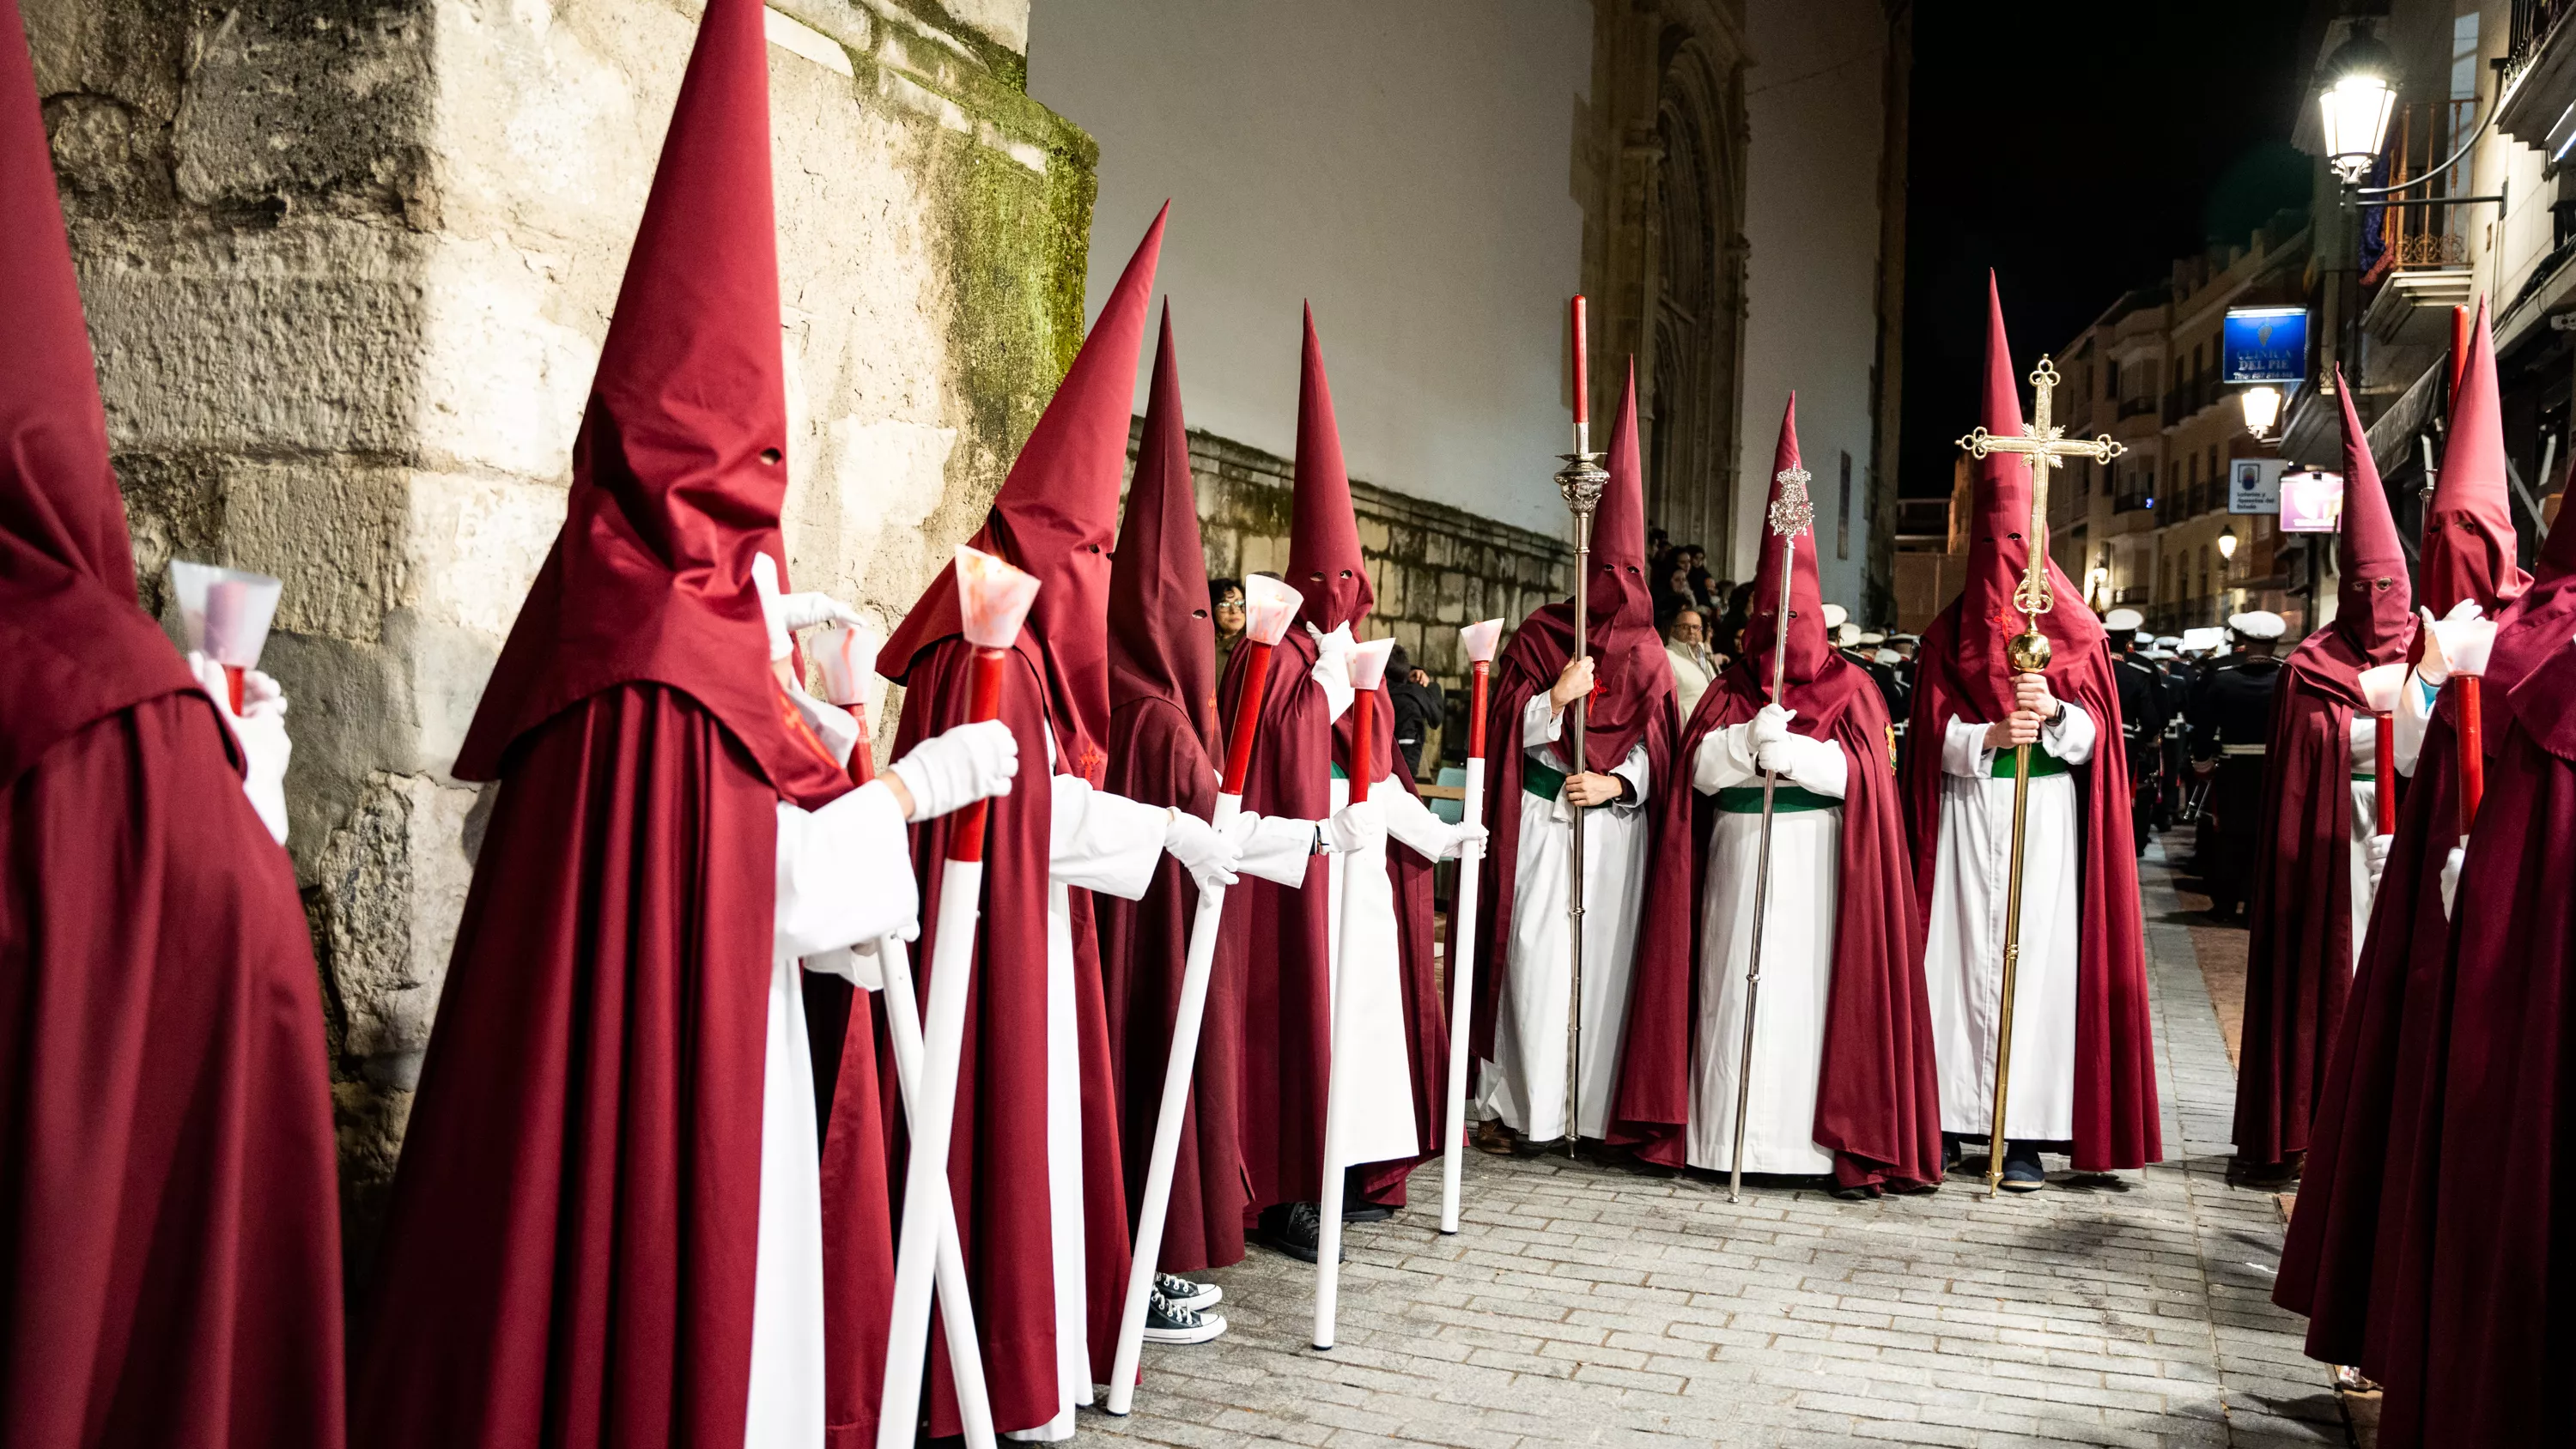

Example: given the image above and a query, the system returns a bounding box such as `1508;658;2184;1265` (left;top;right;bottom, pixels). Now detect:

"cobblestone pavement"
1081;843;2349;1448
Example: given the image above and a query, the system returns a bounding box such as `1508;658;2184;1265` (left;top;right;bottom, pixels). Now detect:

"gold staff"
1953;357;2122;1200
1727;461;1814;1204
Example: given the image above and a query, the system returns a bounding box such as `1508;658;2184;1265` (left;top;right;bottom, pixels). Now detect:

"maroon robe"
1470;367;1691;1139
866;209;1163;1435
800;975;898;1447
354;5;862;1446
1095;306;1249;1271
2272;300;2548;1381
1613;395;1942;1191
2233;375;2415;1173
0;4;343;1440
1219;308;1445;1213
1900;277;2160;1172
2400;606;2576;1448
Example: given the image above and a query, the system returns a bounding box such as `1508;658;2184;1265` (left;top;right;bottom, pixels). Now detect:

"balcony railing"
2364;100;2476;284
2513;0;2576;71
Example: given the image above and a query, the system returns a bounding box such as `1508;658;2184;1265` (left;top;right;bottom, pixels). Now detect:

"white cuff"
1048;775;1170;900
2041;700;2096;765
1520;690;1562;749
1376;784;1453;859
1941;715;1994;779
1236;813;1318;887
775;783;918;958
1693;722;1759;794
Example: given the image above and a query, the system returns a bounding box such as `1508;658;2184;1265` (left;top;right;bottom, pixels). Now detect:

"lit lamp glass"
2319;25;2398;185
2239;384;2283;440
2218;529;2239;562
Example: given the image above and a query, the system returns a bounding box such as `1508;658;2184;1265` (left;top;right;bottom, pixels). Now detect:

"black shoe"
1343;1201;1394;1223
1941;1134;1963;1173
2000;1142;2046;1192
1142;1290;1226;1345
1257;1202;1341;1263
1154;1271;1220;1312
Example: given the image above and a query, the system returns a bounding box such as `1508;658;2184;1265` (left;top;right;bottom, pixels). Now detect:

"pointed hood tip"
1287;310;1370;630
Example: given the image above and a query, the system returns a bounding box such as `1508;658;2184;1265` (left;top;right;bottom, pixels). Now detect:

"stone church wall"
30;0;1092;1257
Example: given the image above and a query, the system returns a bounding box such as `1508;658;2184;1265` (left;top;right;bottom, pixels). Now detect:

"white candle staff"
878;545;1039;1449
811;621;997;1449
1106;573;1305;1415
1438;617;1505;1235
1315;634;1396;1352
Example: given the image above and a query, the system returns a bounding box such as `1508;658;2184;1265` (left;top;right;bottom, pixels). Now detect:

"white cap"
1858;631;1886;646
2180;627;2227;653
2156;635;2184;648
1874;648;1902;665
2227;609;2287;641
2143;647;2174;660
1822;603;1849;629
2103;607;2144;632
1836;622;1861;647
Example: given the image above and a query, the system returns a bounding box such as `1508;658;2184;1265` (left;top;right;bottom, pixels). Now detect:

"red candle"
2372;711;2395;835
1570;294;1589;428
2458;676;2485;835
948;647;1009;864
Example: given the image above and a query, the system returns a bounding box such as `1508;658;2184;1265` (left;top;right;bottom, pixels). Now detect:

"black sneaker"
1256;1201;1340;1263
1343;1200;1393;1223
1142;1290;1226;1345
2000;1142;2046;1192
1154;1271;1220;1312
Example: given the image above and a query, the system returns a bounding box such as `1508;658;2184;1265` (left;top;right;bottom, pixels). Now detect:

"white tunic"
1018;754;1170;1443
2347;713;2379;961
1922;705;2096;1140
753;779;923;1449
1683;723;1846;1173
1479;693;1651;1142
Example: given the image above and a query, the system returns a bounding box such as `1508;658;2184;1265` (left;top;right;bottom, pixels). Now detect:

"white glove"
1756;732;1842;794
191;651;290;846
1309;623;1357;723
750;553;863;659
2415;601;2488;688
1429;820;1490;861
2366;833;2392;893
1163;808;1242;890
1321;800;1386;856
887;719;1018;822
1748;702;1796;753
2439;841;2464;919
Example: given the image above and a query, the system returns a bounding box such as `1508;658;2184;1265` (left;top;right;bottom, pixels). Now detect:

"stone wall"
1149;425;1575;760
31;0;1092;1260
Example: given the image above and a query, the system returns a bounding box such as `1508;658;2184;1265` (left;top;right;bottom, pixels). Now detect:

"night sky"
1897;0;2330;497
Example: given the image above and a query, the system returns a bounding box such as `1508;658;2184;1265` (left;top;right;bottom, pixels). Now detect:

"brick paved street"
1084;844;2350;1448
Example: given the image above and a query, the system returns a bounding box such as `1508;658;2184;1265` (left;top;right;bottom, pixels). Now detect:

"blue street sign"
2222;307;2308;385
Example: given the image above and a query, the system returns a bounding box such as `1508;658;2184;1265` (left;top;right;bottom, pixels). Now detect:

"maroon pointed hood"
2332;368;2414;665
1285;308;1372;632
454;0;843;804
1107;303;1217;754
2422;299;2528;615
884;207;1167;775
1582;361;1655;632
0;0;198;785
1738;394;1831;686
1949;274;2105;718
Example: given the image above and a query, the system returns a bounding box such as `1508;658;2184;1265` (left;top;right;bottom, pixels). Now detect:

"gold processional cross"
1954;359;2125;670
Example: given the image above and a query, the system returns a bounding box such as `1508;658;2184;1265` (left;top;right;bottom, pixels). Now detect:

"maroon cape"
1620;658;1942;1191
0;0;343;1437
2275;524;2576;1412
1467;367;1688;1136
1900;281;2159;1172
2401;624;2576;1448
802;968;897;1447
1217;632;1447;1210
1095;306;1247;1271
2233;378;2415;1172
355;686;839;1449
878;634;1129;1438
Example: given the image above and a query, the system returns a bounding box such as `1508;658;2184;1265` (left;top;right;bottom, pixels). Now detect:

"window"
1838;451;1852;561
2453;13;2482;103
2187;453;2201;515
2199;543;2211;597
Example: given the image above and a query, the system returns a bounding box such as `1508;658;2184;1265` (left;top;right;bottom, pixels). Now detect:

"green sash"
1991;747;2069;780
1714;784;1838;814
1522;760;1566;802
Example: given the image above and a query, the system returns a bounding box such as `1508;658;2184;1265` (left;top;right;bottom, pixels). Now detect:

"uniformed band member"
2186;610;2287;917
2105;609;2168;855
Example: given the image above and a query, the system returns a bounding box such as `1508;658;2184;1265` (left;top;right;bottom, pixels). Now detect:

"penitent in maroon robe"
1900;276;2160;1173
1619;395;1943;1191
2272;301;2537;1387
2393;561;2576;1449
2232;373;2414;1176
871;210;1165;1439
1095;305;1251;1272
1217;309;1447;1216
351;4;860;1446
1472;364;1690;1144
0;4;343;1439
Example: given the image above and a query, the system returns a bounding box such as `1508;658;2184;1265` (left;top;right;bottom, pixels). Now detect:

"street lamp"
2319;22;2398;185
2218;528;2239;564
2239;384;2283;441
